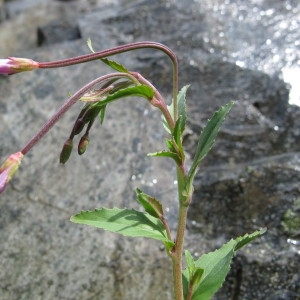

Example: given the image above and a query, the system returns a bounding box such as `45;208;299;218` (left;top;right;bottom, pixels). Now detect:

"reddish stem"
20;73;130;155
38;41;179;120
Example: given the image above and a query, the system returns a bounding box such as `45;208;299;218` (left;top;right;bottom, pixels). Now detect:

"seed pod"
59;138;73;164
78;134;89;155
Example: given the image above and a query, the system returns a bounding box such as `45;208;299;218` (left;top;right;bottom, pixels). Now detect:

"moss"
281;197;300;235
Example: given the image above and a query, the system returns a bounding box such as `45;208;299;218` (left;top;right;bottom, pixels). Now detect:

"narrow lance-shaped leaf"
177;85;189;133
99;104;106;124
147;150;180;165
186;101;234;195
184;250;204;299
162;85;189;134
182;228;266;300
87;38;129;73
136;188;164;219
95;85;155;107
71;208;174;248
185;250;196;277
172;115;185;160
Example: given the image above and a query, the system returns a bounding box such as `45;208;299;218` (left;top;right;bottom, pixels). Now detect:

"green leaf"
162;85;188;134
71;208;174;247
135;188;164;219
148;150;180;164
99;104;106;124
162;97;174;134
182;229;265;300
172;116;182;146
96;85;155;106
87;38;129;73
87;38;95;53
184;250;204;298
177;85;189;133
185;250;196;276
186;101;234;194
101;58;129;73
191;268;204;287
234;227;267;251
165;138;176;153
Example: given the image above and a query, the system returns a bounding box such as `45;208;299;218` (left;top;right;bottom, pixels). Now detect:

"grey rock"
0;0;300;299
37;19;81;46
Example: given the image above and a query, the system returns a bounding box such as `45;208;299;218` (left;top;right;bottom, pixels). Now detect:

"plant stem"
21;73;130;155
38;41;179;121
170;162;190;300
131;71;175;131
171;204;188;300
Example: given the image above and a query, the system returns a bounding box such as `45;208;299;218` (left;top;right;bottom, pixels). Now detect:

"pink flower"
0;57;39;75
0;152;24;193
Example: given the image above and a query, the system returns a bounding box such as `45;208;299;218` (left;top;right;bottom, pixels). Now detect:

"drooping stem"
38;41;179;121
131;71;175;131
21;73;133;155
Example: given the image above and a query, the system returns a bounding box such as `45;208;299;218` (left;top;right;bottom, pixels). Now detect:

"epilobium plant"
0;40;265;299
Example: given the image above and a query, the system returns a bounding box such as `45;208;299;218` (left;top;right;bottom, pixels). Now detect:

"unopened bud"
0;152;24;193
78;134;89;155
72;119;85;136
59;138;73;164
0;57;39;75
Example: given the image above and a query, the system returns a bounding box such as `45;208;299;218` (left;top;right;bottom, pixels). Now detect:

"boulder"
0;0;299;299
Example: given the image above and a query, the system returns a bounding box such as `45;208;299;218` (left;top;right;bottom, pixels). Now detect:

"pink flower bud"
0;152;24;193
0;57;39;75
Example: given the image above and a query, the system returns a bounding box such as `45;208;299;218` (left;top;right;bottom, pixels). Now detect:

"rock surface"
0;0;299;299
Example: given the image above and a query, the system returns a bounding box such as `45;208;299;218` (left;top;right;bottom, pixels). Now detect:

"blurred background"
0;0;299;299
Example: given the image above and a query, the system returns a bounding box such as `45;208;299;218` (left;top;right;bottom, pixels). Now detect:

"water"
193;0;300;105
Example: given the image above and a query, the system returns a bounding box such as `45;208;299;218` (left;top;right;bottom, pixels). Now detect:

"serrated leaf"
148;150;180;164
182;229;265;300
101;58;129;73
71;208;174;247
186;101;234;194
87;38;129;72
136;188;164;219
234;228;266;251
